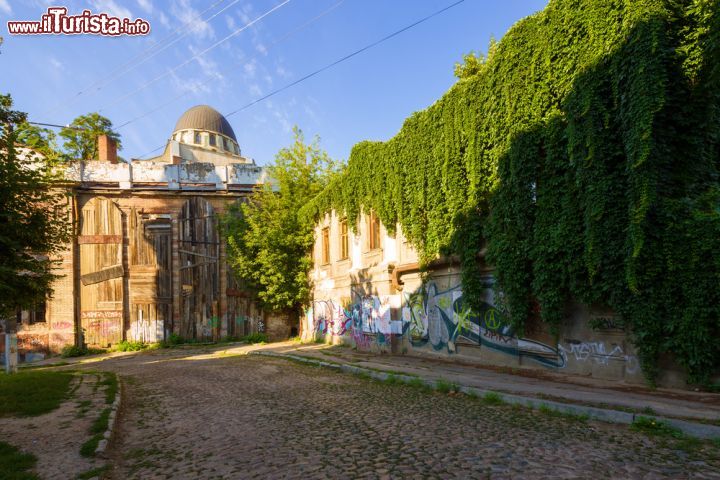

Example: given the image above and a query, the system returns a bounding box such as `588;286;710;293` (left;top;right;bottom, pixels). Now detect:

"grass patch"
406;377;431;391
383;374;401;385
75;465;110;480
631;416;683;438
99;372;118;405
0;441;38;480
90;408;111;435
435;379;458;393
0;370;75;417
538;403;590;422
481;391;505;406
80;435;102;458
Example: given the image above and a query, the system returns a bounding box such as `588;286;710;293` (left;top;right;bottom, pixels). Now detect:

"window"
193;131;201;144
223;137;230;151
321;227;330;265
209;134;216;147
17;301;46;325
339;219;349;260
368;211;381;250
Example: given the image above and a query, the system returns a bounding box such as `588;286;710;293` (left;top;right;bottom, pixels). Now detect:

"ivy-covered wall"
306;0;720;385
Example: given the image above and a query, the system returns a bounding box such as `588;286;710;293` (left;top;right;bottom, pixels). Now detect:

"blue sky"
1;0;547;165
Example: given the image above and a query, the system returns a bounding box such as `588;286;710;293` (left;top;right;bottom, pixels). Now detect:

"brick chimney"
97;134;118;163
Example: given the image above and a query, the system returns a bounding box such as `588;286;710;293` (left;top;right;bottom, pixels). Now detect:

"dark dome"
173;105;236;141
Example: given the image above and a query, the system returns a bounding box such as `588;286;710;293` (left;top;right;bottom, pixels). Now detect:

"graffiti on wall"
558;341;639;375
401;281;565;368
312;276;640;376
310;293;401;349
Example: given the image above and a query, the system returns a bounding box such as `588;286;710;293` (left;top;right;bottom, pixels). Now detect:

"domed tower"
148;105;253;165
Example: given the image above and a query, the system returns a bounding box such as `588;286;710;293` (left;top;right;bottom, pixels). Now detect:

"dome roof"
173;105;236;141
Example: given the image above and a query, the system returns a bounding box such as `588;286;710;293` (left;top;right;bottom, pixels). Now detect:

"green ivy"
303;0;720;385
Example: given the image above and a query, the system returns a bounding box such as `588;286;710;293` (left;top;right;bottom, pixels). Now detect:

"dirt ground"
0;372;108;479
55;346;720;480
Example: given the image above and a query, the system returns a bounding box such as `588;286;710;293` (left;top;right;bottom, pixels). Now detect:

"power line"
27;121;86;131
43;0;234;116
115;0;346;131
136;0;466;159
97;0;293;114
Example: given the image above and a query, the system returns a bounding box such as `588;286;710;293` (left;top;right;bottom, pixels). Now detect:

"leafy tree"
15;122;64;160
60;112;121;160
222;127;338;313
0;94;70;322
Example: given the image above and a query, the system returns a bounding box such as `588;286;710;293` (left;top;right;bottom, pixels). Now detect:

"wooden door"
79;197;124;347
128;210;172;343
179;198;220;341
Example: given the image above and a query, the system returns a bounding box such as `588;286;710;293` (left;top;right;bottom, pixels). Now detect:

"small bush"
240;333;268;344
384;374;401;385
60;345;107;358
113;340;147;352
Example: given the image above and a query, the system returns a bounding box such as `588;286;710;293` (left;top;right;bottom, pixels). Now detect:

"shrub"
240;333;268;344
113;340;146;352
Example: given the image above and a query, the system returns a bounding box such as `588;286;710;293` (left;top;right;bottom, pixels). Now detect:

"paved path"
262;342;720;422
76;345;720;479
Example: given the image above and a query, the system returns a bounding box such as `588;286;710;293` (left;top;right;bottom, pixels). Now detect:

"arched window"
193;131;201;144
209;134;216;147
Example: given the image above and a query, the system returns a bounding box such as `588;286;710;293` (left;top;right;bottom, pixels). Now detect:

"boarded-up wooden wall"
128;209;172;343
179;198;220;341
79;197;124;346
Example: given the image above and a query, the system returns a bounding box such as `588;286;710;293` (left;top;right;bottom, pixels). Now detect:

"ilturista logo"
7;7;151;36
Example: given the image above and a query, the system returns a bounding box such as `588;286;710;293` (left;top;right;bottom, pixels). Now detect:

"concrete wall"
309;210;692;388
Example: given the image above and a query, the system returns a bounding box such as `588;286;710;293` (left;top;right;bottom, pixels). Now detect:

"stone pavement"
62;345;720;479
256;342;720;424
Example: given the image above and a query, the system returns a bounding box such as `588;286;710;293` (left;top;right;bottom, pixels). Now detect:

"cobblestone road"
91;347;720;479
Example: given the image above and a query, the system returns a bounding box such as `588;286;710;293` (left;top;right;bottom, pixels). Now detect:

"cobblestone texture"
89;348;720;479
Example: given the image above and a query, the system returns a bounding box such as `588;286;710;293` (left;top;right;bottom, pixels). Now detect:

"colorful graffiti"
311;277;640;376
310;294;400;350
400;281;565;368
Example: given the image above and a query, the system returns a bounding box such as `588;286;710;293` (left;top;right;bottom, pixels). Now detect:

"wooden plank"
78;235;122;244
178;249;218;259
81;264;124;286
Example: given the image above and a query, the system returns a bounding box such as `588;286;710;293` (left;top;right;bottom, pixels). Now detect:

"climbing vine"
304;0;720;385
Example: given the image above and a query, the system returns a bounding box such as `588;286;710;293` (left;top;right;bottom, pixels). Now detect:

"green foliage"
60;345;106;358
0;95;71;319
100;372;118;404
75;465;110;480
631;416;684;438
240;333;268;344
305;0;720;384
434;379;458;393
60;112;121;160
0;370;74;417
481;391;505;405
222;127;338;313
0;441;38;480
113;340;147;352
